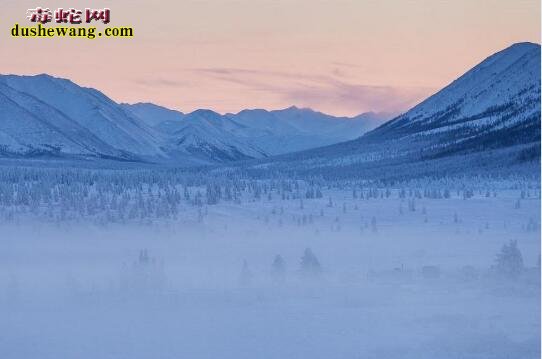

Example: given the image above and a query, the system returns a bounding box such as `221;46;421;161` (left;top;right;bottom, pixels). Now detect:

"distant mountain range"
233;42;541;179
0;75;388;164
0;42;539;179
122;103;387;160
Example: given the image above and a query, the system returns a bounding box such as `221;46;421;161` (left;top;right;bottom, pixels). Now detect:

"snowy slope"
224;107;386;154
122;102;185;127
0;79;142;159
161;109;266;162
370;42;540;148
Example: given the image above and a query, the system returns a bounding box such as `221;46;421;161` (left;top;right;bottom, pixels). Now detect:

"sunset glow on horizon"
1;0;540;116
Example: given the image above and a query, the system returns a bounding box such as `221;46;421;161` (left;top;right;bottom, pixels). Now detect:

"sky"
0;0;540;116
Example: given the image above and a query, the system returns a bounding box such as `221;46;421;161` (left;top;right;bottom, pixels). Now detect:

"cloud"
134;78;189;88
190;67;433;115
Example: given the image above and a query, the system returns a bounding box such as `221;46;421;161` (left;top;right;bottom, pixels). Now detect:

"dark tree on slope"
495;240;524;279
300;248;322;278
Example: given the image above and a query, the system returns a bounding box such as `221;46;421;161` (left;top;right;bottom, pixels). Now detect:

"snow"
0;180;539;359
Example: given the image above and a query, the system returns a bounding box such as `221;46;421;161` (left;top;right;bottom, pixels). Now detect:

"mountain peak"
188;109;221;117
281;105;314;113
492;41;540;62
33;73;55;79
507;41;540;50
3;73;68;84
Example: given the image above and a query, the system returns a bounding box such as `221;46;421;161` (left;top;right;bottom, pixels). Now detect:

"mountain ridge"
0;74;387;164
122;102;388;158
0;42;538;177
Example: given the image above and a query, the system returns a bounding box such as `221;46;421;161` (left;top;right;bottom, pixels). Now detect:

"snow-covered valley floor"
0;187;539;359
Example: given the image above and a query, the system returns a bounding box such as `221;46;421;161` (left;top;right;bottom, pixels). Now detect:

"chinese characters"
27;7;110;24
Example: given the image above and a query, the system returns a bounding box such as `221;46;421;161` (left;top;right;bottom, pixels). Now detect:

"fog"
0;186;540;359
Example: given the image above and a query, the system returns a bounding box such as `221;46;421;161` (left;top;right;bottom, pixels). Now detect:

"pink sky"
1;0;540;116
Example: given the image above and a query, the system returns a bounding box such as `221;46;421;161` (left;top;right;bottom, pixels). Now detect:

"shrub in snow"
459;265;479;281
421;265;440;279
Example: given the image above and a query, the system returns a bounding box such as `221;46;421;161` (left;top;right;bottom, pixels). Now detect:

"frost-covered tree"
495;240;524;279
125;249;166;292
271;255;286;283
300;248;322;278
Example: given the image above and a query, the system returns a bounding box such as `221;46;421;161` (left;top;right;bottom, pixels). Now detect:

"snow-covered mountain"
158;109;267;162
123;103;388;157
367;42;540;152
0;74;385;164
121;105;261;162
241;42;541;179
0;74;165;161
224;107;386;155
2;41;537;173
121;102;185;127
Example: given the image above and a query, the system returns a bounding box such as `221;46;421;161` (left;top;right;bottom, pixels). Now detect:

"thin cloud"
190;67;433;114
134;78;189;88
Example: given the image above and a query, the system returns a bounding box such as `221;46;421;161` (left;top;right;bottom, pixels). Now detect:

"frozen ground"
0;187;540;359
